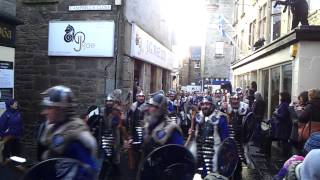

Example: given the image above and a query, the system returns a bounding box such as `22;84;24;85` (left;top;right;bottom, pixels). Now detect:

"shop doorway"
150;65;157;93
162;69;168;92
133;60;143;102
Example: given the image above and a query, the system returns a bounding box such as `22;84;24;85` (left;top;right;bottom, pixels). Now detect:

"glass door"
262;69;269;119
270;67;280;117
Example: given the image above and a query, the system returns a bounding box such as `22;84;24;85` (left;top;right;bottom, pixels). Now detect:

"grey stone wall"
15;0;121;155
0;0;16;16
15;0;117;158
16;0;117;120
203;0;234;79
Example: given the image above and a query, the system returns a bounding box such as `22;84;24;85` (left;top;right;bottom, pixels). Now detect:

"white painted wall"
232;46;293;76
124;0;172;49
296;41;320;96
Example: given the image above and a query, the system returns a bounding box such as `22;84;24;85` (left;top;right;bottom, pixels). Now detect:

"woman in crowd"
0;98;23;162
274;92;292;158
297;89;320;132
289;91;309;153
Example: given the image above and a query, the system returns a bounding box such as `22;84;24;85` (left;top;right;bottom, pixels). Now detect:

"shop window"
162;69;168;92
240;30;245;53
233;35;238;61
282;64;292;95
270;67;280;117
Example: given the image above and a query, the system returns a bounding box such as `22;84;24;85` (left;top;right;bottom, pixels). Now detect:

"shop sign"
69;5;112;11
0;22;15;47
48;21;115;57
131;24;173;70
0;61;14;88
0;61;14;114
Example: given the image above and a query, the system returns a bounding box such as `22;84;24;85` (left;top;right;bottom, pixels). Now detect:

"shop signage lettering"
0;23;15;47
131;24;173;70
0;26;12;40
146;40;167;60
64;25;96;52
69;5;112;11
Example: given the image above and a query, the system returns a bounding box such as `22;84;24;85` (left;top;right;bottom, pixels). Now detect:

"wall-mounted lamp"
290;44;298;58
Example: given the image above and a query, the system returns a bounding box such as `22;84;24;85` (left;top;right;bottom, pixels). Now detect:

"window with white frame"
249;20;256;47
308;0;320;12
258;3;267;39
194;61;200;69
234;0;239;23
271;1;281;41
215;41;224;56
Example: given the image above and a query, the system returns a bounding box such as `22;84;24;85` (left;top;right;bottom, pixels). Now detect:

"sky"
160;0;208;68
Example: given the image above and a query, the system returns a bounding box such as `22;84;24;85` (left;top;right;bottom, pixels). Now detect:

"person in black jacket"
251;92;265;145
290;0;309;29
248;81;257;109
253;92;265;121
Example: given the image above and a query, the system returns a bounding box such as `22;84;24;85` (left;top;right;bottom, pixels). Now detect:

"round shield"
217;138;239;178
138;144;196;180
22;158;96;180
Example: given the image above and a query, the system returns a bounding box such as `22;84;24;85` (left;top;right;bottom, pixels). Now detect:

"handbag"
299;121;320;142
298;106;320;142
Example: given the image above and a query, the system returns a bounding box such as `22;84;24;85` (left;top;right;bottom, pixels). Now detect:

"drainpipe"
114;1;122;89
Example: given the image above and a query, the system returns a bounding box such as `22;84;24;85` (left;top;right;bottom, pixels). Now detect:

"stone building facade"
201;0;234;83
179;47;202;87
0;0;22;115
14;0;174;157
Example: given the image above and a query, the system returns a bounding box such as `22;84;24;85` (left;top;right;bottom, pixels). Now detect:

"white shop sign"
130;24;173;70
48;21;115;57
69;5;112;11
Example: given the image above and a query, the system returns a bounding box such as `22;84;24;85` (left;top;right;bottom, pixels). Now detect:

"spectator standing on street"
0;98;23;162
274;92;292;158
289;91;309;153
252;92;266;122
248;81;257;108
298;89;320;133
251;92;265;144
